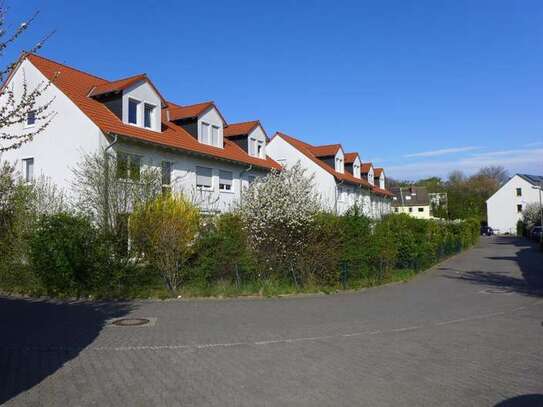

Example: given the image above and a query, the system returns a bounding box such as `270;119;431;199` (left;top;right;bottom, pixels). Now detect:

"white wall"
335;148;345;173
122;81;162;131
379;174;385;189
367;166;374;186
113;140;266;213
487;175;541;234
352;156;361;178
392;205;431;219
247;126;267;158
198;107;224;148
0;58;105;192
267;135;336;211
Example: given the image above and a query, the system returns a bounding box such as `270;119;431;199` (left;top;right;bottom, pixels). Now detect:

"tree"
130;194;200;293
0;8;55;152
522;202;542;230
71;150;162;234
239;162;320;285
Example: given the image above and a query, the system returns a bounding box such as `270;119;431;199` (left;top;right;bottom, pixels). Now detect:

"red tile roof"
274;132;372;189
26;53;280;171
224;120;260;137
361;162;373;173
372;186;393;197
309;144;341;157
344;152;360;164
88;74;145;97
374;167;384;177
168;101;214;121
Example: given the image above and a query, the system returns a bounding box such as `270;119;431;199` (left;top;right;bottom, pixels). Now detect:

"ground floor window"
22;157;34;182
116;152;142;181
219;170;233;191
196;166;213;189
517;204;522;213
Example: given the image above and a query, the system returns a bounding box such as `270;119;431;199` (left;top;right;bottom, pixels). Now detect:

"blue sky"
7;0;543;180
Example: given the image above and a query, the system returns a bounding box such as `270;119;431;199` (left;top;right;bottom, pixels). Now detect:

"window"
394;208;399;213
336;157;343;173
249;138;256;156
418;207;424;212
257;141;264;158
144;103;154;128
248;175;256;184
219;170;233;191
128;99;139;125
516;188;522;197
196;166;212;189
26;110;36;126
200;122;210;144
116;152;141;181
517;204;523;213
23;158;34;182
409;207;413;213
211;125;219;147
161;161;172;186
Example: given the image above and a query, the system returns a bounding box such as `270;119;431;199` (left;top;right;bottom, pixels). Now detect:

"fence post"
235;264;241;289
341;262;349;289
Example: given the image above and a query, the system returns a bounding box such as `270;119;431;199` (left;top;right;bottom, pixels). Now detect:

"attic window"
128;99;139;124
26;110;36;127
144;103;155;128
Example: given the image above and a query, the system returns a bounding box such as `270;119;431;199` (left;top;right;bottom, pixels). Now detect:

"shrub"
240;163;320;284
190;213;255;285
29;213;101;296
130;194;200;293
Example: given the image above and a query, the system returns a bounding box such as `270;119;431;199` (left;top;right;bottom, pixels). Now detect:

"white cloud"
404;146;479;158
524;141;543;147
388;148;543;180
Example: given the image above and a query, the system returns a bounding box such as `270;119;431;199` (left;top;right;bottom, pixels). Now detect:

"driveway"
1;236;542;406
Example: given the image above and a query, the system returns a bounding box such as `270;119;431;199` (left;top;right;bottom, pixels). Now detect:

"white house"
486;174;543;234
266;132;392;216
0;53;281;213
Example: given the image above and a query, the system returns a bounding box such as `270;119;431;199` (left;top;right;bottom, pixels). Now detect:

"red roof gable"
344;152;360;164
168;101;214;121
224;120;261;137
361;162;373;173
26;54;280;171
310;144;341;157
374;168;384;177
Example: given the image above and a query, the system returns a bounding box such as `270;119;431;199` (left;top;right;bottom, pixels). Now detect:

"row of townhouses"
1;53;392;216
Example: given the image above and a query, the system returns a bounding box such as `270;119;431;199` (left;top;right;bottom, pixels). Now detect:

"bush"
130;194;200;293
29;213;103;296
190;213;256;286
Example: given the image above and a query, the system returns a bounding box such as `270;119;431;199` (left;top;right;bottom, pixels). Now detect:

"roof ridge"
226;119;259;126
28;52;110;83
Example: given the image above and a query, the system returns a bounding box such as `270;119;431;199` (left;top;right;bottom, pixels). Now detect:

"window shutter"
211;126;219;146
196;166;212;187
219;170;232;186
201;123;210;144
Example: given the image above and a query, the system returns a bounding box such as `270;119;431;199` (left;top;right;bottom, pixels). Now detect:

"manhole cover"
480;288;512;294
111;318;150;327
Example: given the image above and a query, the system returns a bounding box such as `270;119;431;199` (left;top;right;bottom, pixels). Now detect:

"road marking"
435;312;505;326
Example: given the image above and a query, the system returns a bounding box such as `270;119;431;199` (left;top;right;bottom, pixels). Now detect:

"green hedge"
2;211;480;298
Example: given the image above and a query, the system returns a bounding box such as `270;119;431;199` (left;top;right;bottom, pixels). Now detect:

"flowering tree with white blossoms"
239;162;321;285
522;202;542;229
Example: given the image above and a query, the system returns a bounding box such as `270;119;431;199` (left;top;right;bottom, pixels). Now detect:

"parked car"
530;226;542;241
480;226;494;236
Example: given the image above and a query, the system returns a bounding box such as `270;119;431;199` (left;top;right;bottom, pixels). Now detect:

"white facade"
487;175;542;234
0;58;106;191
0;57;270;213
267;133;390;217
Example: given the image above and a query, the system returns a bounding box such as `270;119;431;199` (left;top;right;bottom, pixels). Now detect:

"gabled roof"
168;101;215;121
88;73;166;106
517;174;543;186
26;53;280;171
310;144;341;157
374;168;384;177
274;132;371;189
224;120;261;137
361;162;373;173
372;185;394;197
344;152;360;164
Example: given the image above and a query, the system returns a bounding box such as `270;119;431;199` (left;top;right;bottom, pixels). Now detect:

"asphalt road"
1;236;542;406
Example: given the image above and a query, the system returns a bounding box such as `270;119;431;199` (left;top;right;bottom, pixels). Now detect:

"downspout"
104;133;119;231
239;164;253;205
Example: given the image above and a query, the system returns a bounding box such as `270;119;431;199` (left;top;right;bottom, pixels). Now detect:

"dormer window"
211;125;219;146
144;103;155;128
336;157;344;173
200;122;210;144
128;99;139;125
257;142;263;158
26;110;36;127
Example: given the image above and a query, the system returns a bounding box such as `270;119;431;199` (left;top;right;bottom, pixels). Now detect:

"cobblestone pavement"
1;236;542;406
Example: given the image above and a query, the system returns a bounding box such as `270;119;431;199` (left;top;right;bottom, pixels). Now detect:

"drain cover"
111;318;150;327
480;288;512;294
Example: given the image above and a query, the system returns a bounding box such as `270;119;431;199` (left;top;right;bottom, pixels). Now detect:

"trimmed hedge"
3;211;479;298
